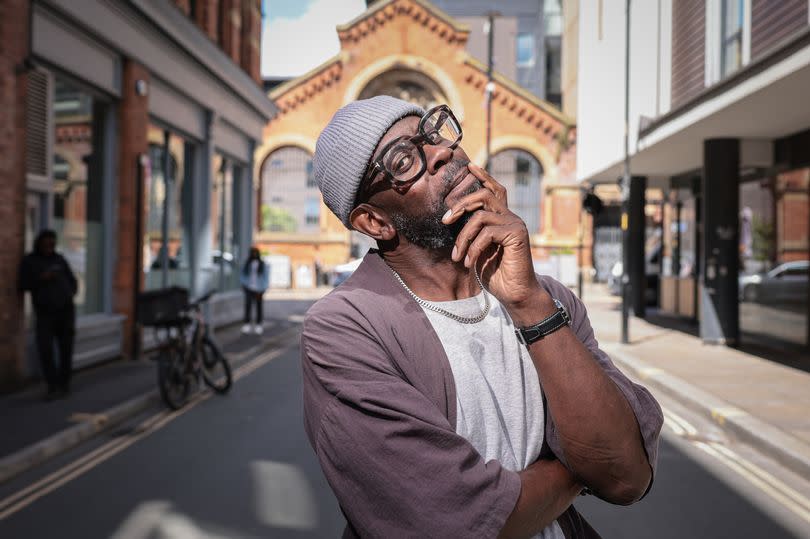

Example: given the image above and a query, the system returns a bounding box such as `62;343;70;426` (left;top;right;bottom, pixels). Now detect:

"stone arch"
358;68;448;110
254;134;317;188
472;134;558;181
344;54;464;118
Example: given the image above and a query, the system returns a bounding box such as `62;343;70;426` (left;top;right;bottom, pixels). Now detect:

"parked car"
739;260;809;304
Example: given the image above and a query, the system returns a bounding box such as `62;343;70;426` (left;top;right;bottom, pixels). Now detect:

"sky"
261;0;367;79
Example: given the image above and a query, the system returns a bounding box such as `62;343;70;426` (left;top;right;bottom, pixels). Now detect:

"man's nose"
424;144;453;175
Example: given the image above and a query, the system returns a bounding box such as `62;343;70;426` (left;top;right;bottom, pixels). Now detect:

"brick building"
0;0;274;388
255;0;584;288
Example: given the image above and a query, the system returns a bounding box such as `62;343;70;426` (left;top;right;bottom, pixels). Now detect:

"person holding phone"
19;229;78;400
301;96;663;538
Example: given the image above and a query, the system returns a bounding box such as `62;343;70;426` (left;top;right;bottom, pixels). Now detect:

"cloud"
261;0;366;78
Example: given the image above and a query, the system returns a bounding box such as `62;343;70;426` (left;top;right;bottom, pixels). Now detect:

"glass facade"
144;125;194;291
209;153;242;292
52;77;107;316
739;171;810;348
660;187;699;318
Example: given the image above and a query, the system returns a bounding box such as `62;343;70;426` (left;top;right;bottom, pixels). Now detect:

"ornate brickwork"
257;0;580;277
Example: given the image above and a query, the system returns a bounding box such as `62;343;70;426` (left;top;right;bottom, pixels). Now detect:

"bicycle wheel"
200;337;232;394
157;347;191;410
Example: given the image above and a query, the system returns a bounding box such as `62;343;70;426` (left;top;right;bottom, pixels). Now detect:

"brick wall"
173;0;191;15
219;0;242;64
0;0;30;389
240;0;262;83
114;61;150;358
195;0;220;42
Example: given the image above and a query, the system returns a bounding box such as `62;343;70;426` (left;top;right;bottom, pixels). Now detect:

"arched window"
260;146;318;233
488;149;543;234
358;68;448;110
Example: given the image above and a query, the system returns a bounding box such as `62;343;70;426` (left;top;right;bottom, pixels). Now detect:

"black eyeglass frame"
362;104;463;189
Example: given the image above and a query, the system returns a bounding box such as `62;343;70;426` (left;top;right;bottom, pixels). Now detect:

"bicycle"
138;287;233;410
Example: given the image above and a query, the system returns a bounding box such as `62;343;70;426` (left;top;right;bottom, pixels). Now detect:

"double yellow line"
0;341;293;521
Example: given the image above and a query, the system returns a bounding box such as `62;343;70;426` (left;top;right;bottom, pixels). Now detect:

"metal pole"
161;130;170;289
484;12;498;172
578;198;584;299
621;0;631;344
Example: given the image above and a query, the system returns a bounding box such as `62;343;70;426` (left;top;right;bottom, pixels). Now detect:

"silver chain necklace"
390;267;490;324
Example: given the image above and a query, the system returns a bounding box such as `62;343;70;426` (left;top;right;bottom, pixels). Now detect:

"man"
19;229;78;400
301;96;663;538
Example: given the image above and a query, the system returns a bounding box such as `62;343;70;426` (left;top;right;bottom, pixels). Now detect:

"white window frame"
705;0;751;86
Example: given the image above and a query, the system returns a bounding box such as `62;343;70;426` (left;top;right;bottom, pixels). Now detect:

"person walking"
19;230;78;400
240;247;268;335
301;97;663;538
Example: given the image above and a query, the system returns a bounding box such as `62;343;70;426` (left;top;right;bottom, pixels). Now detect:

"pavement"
582;284;810;481
2;283;810;488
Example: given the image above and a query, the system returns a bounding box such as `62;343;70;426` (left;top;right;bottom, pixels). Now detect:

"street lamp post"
484;11;500;172
621;0;631;344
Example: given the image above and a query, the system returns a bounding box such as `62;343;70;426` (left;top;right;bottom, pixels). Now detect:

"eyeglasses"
364;104;462;187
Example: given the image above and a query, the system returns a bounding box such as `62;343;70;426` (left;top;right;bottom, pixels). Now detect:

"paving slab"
583;284;810;478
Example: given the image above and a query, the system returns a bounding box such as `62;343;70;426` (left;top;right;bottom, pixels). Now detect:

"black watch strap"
514;298;571;347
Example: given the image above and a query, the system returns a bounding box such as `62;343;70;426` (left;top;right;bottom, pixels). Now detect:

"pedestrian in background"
240;247;268;335
19;229;78;400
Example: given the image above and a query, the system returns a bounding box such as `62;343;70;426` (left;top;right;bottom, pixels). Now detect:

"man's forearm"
508;293;651;504
498;459;582;539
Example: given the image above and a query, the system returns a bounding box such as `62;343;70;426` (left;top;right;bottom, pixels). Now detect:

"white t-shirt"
421;291;565;539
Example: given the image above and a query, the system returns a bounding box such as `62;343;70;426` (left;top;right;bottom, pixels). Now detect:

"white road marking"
662;405;810;526
0;340;294;521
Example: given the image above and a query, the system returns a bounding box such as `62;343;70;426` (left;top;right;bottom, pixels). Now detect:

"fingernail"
443;209;452;222
464;255;470;267
451;245;458;260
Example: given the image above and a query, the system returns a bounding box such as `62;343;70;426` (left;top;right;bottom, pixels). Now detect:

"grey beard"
391;178;481;250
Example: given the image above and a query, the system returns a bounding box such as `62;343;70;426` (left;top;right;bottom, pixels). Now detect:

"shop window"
144;126;194;291
489;149;543;235
210;154;242;292
52;77;107;315
739;172;809;348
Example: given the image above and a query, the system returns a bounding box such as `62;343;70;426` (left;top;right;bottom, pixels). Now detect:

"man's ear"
349;204;397;241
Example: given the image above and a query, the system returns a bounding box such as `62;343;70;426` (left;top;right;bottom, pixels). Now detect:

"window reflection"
52;77;105;315
144;126;193;291
739;171;809;347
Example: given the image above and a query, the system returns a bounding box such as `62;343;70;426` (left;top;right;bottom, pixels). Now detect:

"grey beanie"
313;96;425;229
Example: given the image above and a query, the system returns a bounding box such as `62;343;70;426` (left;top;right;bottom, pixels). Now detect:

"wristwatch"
514;298;571;347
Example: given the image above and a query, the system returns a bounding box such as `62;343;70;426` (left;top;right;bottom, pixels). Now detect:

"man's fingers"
442;188;507;225
451;211;510;263
468;162;508;205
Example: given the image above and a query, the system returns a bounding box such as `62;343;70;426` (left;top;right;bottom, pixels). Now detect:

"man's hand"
443;163;547;313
